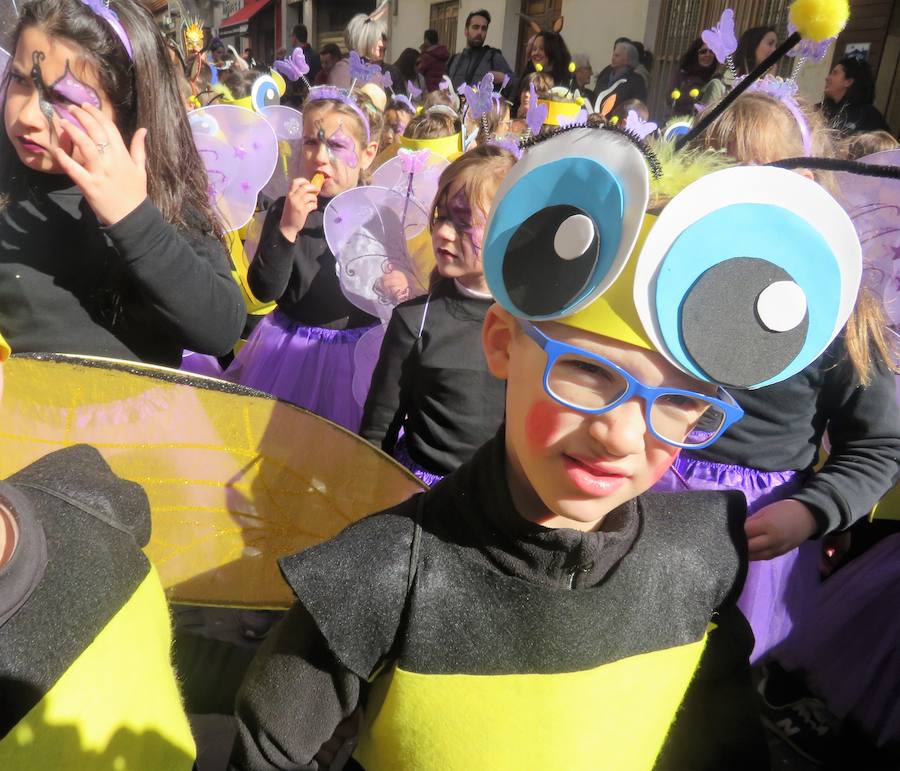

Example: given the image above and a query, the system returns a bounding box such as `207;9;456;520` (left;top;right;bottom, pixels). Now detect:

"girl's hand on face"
53;103;148;226
744;499;818;561
279;177;320;243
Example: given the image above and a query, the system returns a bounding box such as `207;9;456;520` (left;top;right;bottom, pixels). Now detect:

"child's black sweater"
230;433;757;770
360;278;506;475
0;170;244;366
248;197;377;330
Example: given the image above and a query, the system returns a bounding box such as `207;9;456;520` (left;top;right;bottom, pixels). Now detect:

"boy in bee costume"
231;103;863;771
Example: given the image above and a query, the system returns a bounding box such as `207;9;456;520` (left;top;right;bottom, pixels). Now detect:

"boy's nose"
587;398;647;457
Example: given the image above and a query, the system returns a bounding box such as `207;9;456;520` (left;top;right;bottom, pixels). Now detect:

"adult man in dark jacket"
446;10;514;95
419;29;450;92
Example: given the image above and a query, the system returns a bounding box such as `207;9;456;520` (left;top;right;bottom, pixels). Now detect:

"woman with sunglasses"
669;37;718;117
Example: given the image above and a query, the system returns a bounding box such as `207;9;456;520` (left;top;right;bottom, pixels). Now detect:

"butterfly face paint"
30;51;58;140
49;62;102;130
314;120;359;169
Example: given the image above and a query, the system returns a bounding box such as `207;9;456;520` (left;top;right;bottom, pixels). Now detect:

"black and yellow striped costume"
232;435;754;770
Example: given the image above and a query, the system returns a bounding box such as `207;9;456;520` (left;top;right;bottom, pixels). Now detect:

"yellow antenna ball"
610;115;620;125
670;89;682;100
689;88;700;98
535;63;544;72
575;96;585;106
788;0;850;42
568;61;576;73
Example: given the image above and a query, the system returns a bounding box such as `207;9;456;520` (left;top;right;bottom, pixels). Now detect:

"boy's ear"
482;304;514;380
360;140;380;171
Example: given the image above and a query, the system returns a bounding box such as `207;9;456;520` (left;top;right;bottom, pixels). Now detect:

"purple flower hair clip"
407;80;423;99
79;0;133;60
525;83;548;137
458;72;495;119
392;94;415;113
306;85;371;143
275;47;310;81
701;8;737;66
488;136;522;160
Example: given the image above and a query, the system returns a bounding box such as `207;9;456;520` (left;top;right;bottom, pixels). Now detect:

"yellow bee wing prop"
0;355;426;608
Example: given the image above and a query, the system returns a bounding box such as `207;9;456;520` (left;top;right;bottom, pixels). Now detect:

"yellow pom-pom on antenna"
610;115;620;125
689;87;700;98
535;62;544;72
788;0;850;42
575;96;585;106
568;61;576;73
670;89;681;100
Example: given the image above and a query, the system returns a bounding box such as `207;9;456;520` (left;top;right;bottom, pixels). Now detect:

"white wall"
390;1;431;61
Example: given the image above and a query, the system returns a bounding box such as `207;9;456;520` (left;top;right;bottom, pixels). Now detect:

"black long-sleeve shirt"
0;169;244;366
359;279;506;475
230;434;756;770
694;334;900;533
248;197;376;330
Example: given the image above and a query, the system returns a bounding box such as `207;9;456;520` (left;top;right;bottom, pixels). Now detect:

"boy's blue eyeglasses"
518;320;744;450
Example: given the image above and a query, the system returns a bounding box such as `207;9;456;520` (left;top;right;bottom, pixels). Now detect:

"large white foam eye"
251;74;281;112
483;127;650;319
634;166;861;389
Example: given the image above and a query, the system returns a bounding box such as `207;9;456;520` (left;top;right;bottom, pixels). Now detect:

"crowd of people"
1;0;899;769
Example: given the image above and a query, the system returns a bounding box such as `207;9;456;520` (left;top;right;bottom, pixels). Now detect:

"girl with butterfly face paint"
360;145;516;483
0;0;243;367
225;91;384;431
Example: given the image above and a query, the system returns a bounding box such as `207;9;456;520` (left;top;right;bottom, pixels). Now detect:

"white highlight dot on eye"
756;281;807;332
553;214;595;261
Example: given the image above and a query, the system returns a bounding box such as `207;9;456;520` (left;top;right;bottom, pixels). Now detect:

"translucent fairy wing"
324;186;431;320
242;209;268;262
0;354;425;608
833;150;900;328
371;150;449;211
189;105;279;232
352;323;388;408
258;104;303;201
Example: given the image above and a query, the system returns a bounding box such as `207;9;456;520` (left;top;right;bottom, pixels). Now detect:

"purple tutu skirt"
180;351;225;379
653;454;818;663
224;310;377;432
393;436;444;487
773;533;900;747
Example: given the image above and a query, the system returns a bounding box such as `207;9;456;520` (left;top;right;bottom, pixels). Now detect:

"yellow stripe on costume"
355;635;707;771
0;568;196;770
0;330;9;361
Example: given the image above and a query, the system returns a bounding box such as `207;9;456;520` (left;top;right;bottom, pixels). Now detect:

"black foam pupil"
680;257;808;388
502;204;599;317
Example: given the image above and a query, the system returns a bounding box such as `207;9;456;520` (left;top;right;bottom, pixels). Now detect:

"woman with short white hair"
328;3;395;89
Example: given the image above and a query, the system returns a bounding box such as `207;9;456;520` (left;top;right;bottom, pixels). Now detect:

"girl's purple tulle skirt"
180;351;225;379
392;436;444;486
224;310;377;432
774;533;900;747
653;454;818;663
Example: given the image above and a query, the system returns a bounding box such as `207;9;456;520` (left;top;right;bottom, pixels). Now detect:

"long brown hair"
1;0;222;238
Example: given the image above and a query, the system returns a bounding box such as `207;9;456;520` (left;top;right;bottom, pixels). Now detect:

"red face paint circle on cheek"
525;400;565;451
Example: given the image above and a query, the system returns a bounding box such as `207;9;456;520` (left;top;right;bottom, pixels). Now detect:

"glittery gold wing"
0;354;426;608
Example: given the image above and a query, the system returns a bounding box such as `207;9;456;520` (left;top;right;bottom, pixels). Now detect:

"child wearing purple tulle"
224;88;382;430
654;91;900;660
360;145;515;484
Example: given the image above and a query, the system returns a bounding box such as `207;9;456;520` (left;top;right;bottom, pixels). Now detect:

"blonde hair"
405;109;459;140
841;130;899;160
698;92;896;384
428;144;517;286
698;92;833;165
345;13;387;60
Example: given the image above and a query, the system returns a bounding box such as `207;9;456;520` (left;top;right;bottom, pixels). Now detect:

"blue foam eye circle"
251;75;281;112
484;156;625;319
654;203;841;388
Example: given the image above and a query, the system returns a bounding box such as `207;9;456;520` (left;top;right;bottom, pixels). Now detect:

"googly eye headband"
482;124;863;390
